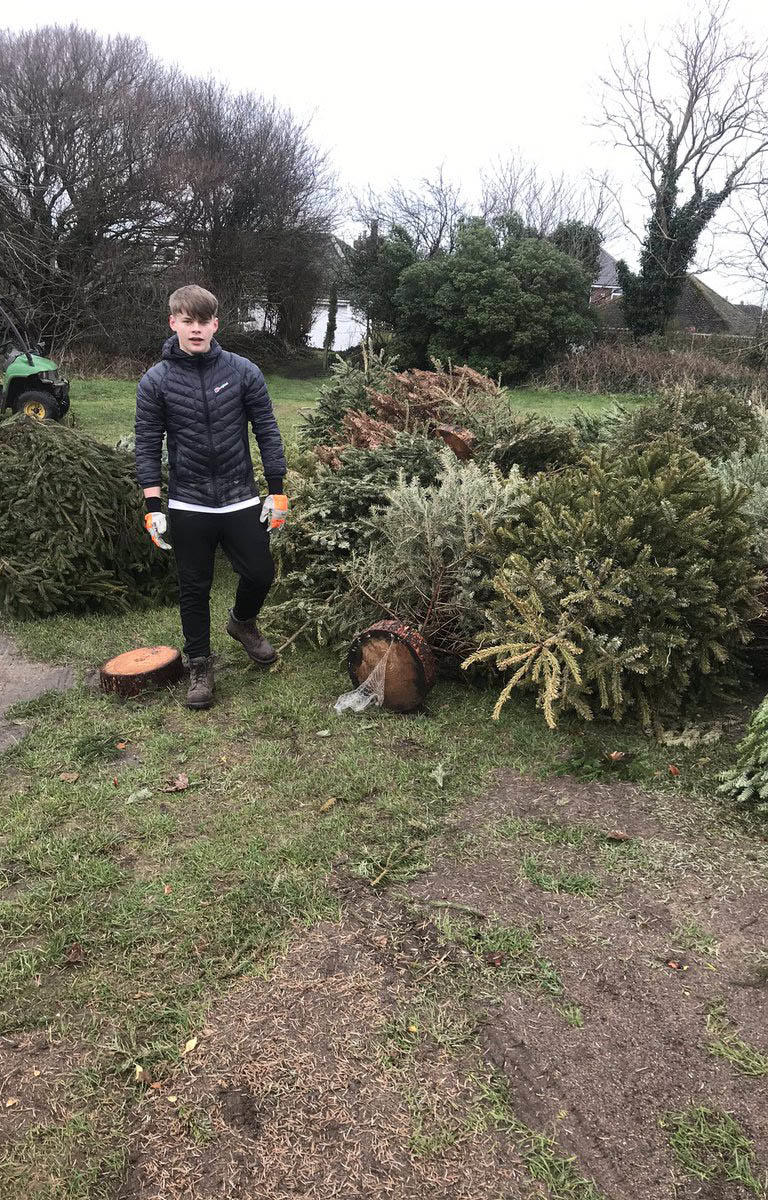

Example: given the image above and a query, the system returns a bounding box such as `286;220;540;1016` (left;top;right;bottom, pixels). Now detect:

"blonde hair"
169;285;218;321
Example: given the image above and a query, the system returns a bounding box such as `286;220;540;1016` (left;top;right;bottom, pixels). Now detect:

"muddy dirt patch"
93;769;768;1197
407;770;768;1199
120;921;527;1200
0;635;74;752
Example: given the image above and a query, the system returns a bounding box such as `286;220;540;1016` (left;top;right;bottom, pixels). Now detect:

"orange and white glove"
260;494;288;531
144;511;171;550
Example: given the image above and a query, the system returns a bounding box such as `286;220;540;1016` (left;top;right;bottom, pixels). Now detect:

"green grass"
67;377;638;451
508;387;647;421
435;914;565;998
706;1006;768;1077
660;1105;766;1195
0;615;578;1190
673;919;718;955
1;368;760;1193
522;855;600;897
70;374;321;446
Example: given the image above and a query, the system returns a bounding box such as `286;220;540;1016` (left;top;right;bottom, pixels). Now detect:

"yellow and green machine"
0;304;70;421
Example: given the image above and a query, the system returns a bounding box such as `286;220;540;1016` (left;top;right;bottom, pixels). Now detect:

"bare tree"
480;155;616;240
0;25;339;356
154;78;339;345
600;0;768;335
716;187;768;334
0;25;182;353
354;166;466;257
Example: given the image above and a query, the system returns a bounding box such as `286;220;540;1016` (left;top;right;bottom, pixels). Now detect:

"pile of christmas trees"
465;439;763;731
0;416;175;617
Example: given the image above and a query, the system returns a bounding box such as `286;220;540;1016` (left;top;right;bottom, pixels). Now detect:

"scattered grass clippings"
673;919;718;955
706;1006;768;1077
479;1075;606;1199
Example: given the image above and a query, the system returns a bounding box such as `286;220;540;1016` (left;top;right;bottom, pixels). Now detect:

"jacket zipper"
199;358;217;501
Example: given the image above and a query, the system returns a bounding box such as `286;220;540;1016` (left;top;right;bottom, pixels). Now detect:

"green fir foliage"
465;438;762;729
719;694;768;815
607;384;762;462
272;434;443;643
300;350;393;447
463;391;580;475
344;452;527;659
716;418;768;558
0;416;175;617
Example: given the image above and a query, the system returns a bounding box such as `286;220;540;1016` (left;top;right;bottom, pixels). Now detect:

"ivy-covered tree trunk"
617;157;727;337
323;282;338;370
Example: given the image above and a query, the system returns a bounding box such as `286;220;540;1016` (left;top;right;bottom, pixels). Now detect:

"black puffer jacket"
135;336;287;506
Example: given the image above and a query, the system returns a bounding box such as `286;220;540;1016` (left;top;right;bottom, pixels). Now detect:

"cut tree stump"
100;646;183;697
347;621;437;713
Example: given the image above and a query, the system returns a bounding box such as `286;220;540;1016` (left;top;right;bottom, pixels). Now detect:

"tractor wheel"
13;390;60;421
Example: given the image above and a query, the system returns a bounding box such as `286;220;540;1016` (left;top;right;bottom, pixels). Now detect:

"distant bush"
544;343;767;400
63;329;316;380
394;219;595;382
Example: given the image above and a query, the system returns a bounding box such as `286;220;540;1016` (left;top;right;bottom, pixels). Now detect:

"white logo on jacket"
213;381;231;394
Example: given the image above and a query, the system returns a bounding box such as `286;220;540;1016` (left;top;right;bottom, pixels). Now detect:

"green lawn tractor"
0;303;70;421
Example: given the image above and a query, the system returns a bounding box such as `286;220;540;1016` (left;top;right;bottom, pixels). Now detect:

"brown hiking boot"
186;656;214;709
226;609;278;665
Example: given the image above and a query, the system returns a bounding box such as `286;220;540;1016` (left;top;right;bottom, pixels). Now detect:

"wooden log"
100;646;183;697
347;620;437;713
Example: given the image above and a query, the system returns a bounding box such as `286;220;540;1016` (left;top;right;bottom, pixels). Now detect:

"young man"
135;285;288;709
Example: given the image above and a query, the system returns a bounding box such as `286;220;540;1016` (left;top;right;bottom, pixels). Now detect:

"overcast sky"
5;0;768;301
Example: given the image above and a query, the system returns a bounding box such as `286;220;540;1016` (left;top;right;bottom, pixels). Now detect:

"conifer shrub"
342;453;527;660
606;384;762;461
0;416;175;617
463;396;579;474
718;696;768;814
716;423;768;557
271;434;442;642
464;438;762;730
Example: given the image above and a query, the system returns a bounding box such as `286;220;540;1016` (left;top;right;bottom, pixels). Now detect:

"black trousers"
168;504;275;659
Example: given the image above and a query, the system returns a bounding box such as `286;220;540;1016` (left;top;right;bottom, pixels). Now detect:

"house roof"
593;247;620;289
674;276;759;336
595;274;761;336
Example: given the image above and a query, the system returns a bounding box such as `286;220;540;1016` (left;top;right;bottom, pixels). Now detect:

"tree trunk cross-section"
347;621;437;712
99;646;183;697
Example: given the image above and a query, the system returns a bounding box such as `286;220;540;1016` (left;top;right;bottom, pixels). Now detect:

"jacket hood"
162;334;223;364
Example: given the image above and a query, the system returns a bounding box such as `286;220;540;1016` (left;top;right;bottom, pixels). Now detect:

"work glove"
260;494;288;532
144;510;172;551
